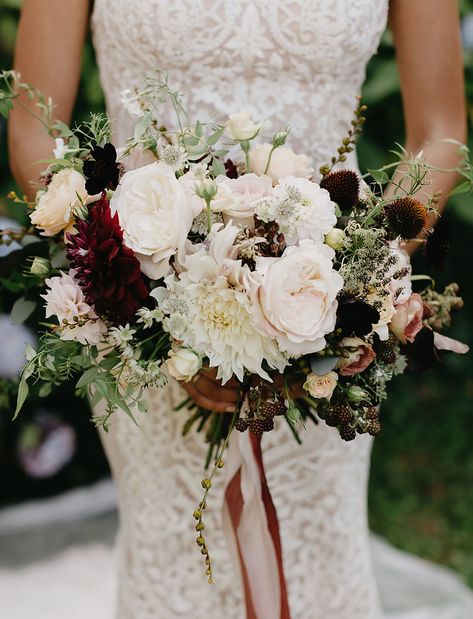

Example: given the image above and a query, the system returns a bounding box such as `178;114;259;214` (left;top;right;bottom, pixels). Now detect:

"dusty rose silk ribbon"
223;430;291;619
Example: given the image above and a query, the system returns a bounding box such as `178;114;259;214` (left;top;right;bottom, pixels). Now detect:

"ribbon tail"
223;430;290;619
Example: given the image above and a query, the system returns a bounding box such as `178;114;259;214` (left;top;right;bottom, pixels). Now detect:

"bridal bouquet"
0;69;469;577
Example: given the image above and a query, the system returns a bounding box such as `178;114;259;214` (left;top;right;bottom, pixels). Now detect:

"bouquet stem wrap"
223;402;291;619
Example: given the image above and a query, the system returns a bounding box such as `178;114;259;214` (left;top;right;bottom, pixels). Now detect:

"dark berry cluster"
318;400;381;442
235;384;287;437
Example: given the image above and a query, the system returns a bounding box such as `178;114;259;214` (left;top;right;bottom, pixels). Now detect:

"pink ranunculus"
338;337;376;376
389;292;424;344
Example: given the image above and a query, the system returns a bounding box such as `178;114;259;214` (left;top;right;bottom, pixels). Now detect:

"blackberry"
248;388;260;402
262;417;275;432
365;406;379;421
249;419;265;437
379;348;397;365
325;413;339;428
367;421;382;436
335;405;353;425
235;418;249;433
339;425;356;441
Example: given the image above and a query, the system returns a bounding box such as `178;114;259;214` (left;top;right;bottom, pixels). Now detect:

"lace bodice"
91;2;389;618
93;0;388;166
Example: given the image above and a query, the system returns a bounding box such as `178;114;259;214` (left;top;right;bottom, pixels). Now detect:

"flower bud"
346;385;369;403
272;127;290;148
324;228;346;251
29;256;51;277
166;347;202;382
195;179;218;203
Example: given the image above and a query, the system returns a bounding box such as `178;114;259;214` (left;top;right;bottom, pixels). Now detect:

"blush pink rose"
389;292;424;344
338;337;376;376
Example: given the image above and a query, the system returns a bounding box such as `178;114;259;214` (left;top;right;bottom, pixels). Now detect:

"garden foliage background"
0;0;472;584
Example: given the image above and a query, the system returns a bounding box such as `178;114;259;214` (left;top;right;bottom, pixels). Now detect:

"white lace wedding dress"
85;2;461;618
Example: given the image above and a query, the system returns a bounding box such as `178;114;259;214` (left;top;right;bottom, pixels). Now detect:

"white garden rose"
255;176;337;245
110;162;201;280
303;371;338;400
42;270;107;345
249;143;313;185
224;112;262;141
30;168;88;237
212;173;273;224
166;347;202;382
247;239;344;356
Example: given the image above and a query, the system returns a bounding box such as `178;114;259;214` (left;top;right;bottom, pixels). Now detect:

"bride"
8;1;468;618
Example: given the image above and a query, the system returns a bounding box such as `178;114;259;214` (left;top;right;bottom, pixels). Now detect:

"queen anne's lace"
91;1;388;617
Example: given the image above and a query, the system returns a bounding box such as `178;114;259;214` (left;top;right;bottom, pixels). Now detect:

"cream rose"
303;371;338;400
212;173;273;224
110;162;201;280
389;292;424;344
337;337;376;376
248;239;344;356
249;143;313;185
30;169;88;237
42;270;107;345
166;347;202;382
224;112;262;141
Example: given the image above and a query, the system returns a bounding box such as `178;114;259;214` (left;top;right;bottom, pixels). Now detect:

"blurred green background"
0;0;473;585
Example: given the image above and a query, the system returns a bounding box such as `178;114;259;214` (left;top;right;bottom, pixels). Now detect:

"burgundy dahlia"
82;143;120;195
67;194;148;324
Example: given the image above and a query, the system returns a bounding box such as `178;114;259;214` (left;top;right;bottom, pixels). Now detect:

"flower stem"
263;145;277;175
206;197;213;233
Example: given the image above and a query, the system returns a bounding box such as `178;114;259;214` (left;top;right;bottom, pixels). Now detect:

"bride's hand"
181;367;241;413
181;368;307;414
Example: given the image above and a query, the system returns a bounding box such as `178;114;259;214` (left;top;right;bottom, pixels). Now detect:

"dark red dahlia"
66;194;148;324
82;143;120;194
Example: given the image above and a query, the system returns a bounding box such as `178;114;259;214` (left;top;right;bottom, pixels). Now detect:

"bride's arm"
389;0;467;253
8;0;90;197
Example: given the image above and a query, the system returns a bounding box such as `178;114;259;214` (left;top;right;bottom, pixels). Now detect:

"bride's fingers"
196;373;240;403
182;380;238;413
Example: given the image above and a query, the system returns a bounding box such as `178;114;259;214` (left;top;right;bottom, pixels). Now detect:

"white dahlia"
152;224;287;383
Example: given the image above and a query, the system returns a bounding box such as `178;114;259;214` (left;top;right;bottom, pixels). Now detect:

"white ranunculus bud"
324;228;346;251
303;371;338;400
347;385;369;403
224;112;262;141
166;348;202;382
29;256;51;277
195;178;218;202
272;127;290;148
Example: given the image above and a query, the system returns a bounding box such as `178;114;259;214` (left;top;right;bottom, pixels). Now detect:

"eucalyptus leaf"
76;366;100;389
11;297;36;325
212;158;226;177
13;378;29;420
39;383;52;398
25;342;36;361
207;128;224;146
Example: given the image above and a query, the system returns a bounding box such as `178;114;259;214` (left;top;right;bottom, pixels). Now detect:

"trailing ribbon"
223;426;291;618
